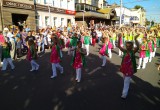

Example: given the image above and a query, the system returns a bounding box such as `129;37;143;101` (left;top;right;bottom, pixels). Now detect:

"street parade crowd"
0;23;160;99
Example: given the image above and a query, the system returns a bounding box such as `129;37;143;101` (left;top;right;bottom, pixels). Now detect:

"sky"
107;0;160;23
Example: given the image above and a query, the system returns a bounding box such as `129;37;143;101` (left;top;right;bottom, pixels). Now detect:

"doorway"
12;13;28;26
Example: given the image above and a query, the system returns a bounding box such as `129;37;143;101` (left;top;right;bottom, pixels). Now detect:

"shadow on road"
0;49;160;110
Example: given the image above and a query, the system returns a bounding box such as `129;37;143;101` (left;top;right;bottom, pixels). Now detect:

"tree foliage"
134;5;144;10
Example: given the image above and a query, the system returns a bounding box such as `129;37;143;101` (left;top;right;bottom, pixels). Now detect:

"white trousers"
31;60;39;70
113;40;116;48
119;49;123;56
52;63;63;77
2;58;15;70
137;58;147;69
76;68;81;82
108;49;112;59
149;52;153;62
153;48;156;57
84;44;89;56
101;56;106;66
122;76;131;97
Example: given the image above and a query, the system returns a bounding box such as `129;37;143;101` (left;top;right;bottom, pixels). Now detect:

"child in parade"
118;34;125;56
70;33;78;56
71;41;87;82
148;36;154;62
1;42;15;71
26;40;39;72
118;33;139;99
137;37;148;69
99;37;112;67
153;35;157;57
83;32;91;56
50;37;63;78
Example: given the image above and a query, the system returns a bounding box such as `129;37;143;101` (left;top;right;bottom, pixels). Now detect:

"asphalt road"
0;44;160;110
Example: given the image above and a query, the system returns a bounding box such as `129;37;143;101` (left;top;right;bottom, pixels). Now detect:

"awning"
97;8;112;14
75;11;107;19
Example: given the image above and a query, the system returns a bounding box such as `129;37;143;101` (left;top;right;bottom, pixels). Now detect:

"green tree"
145;19;150;26
134;5;144;10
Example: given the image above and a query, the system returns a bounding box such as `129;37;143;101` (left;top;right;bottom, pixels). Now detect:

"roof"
75;11;107;19
97;8;113;14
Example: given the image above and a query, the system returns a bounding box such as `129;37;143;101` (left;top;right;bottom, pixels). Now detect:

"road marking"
87;67;101;75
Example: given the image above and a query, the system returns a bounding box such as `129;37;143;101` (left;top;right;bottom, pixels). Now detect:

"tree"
134;5;144;10
145;19;150;26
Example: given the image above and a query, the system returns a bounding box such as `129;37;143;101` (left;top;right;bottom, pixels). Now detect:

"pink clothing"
66;39;70;48
140;45;146;58
99;44;107;56
148;41;153;52
73;51;82;69
0;35;5;43
120;53;134;76
108;42;112;49
26;49;32;61
120;37;123;47
50;45;61;63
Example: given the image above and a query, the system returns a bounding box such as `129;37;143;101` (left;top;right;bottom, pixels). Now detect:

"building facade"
0;0;36;30
36;0;76;28
75;0;107;27
110;4;146;26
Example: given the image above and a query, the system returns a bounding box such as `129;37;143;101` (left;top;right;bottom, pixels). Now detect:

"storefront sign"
3;1;34;10
66;10;76;15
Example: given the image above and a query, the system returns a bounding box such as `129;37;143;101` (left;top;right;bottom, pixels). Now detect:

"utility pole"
0;0;4;30
119;0;122;27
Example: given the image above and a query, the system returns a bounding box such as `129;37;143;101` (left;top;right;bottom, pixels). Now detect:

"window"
45;16;49;26
76;4;81;11
52;0;54;6
61;18;64;26
53;17;57;26
36;0;41;3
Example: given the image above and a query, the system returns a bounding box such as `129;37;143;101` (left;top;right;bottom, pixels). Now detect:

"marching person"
118;33;139;99
1;42;15;71
26;40;39;72
50;37;63;78
71;41;87;83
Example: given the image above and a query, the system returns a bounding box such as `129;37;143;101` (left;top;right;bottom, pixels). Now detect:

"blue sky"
107;0;160;23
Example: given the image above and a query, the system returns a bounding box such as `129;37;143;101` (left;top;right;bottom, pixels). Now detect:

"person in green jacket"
83;32;91;56
1;42;15;71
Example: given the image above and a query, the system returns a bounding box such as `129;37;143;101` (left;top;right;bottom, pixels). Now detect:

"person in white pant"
50;37;63;78
26;40;39;71
71;41;86;82
83;32;91;56
1;42;15;71
118;33;139;99
99;37;110;67
137;38;148;69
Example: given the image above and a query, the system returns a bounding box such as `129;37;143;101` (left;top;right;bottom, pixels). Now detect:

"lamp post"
83;0;86;26
47;3;52;27
119;0;122;27
0;0;4;30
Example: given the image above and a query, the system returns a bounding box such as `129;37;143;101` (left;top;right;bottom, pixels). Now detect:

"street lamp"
119;0;123;27
82;10;86;26
47;3;52;27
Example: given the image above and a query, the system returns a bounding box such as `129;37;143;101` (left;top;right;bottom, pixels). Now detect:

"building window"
61;18;64;26
45;16;49;26
44;0;50;4
36;0;41;3
52;0;54;6
60;0;62;8
76;4;81;11
53;17;57;26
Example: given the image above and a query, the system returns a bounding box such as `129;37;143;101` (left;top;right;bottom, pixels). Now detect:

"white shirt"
7;32;14;41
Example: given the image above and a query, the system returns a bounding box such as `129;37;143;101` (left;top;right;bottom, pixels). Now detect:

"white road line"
87;67;102;75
